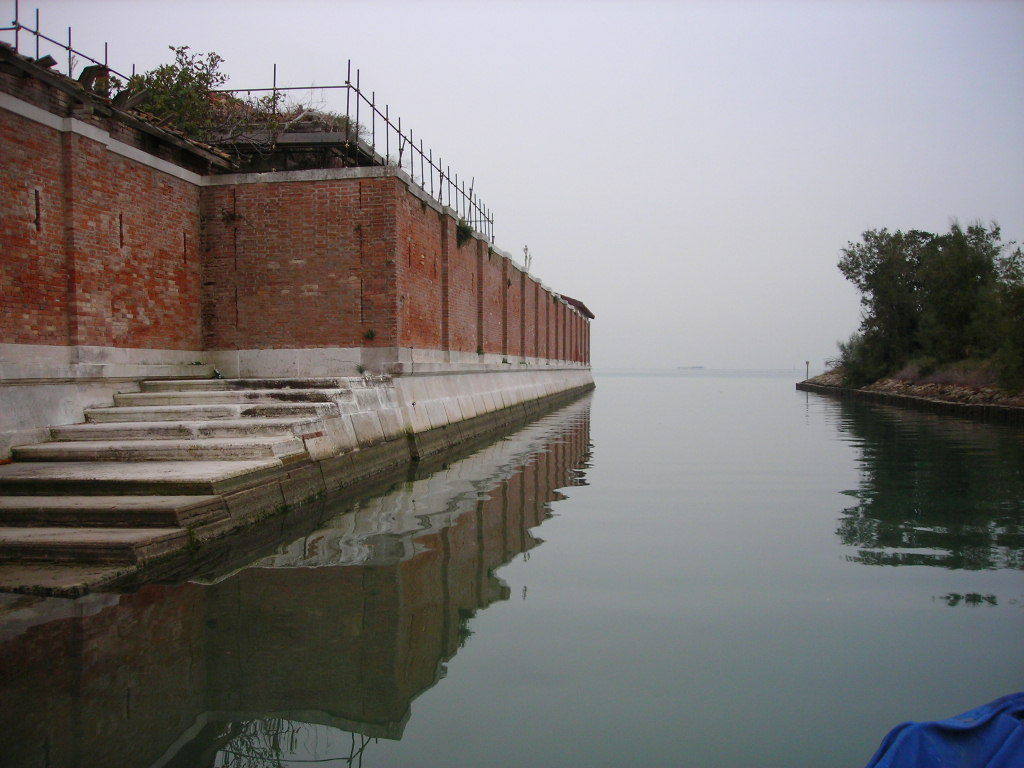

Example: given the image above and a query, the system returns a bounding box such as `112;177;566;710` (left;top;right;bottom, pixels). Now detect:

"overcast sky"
21;0;1024;370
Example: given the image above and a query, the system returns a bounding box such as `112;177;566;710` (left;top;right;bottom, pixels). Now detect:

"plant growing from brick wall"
456;219;473;247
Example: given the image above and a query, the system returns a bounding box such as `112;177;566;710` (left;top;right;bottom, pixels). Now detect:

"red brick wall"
480;244;504;355
541;289;552;360
445;222;478;354
552;295;559;360
562;302;569;361
396;194;444;350
1;106;69;346
523;277;538;359
0;108;201;350
567;310;573;362
200;176;399;350
2;80;592;365
506;263;524;357
556;301;566;361
572;312;580;362
586;317;591;363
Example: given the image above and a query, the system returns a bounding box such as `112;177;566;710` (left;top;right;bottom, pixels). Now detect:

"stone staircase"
0;377;364;571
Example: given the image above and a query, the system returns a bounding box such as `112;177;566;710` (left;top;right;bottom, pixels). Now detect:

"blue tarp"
866;692;1024;768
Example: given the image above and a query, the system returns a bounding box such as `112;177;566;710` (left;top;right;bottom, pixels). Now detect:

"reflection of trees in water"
835;401;1024;569
212;719;373;768
938;593;999;607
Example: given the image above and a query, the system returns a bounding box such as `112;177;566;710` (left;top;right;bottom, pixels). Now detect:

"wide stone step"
0;526;188;564
113;389;354;407
140;377;355;392
85;402;339;423
0;495;226;528
53;417;318;441
12;436;306;462
0;460;282;496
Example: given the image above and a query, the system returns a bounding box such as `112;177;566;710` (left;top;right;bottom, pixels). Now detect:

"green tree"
916;222;1001;362
834;222;1024;389
836;228;930;384
992;244;1024;388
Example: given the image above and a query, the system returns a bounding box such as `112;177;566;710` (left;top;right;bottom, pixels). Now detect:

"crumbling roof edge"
0;42;234;170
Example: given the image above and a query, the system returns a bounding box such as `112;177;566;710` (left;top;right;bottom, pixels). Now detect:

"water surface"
1;372;1021;767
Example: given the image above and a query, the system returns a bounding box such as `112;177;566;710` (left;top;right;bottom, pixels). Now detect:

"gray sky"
22;0;1024;370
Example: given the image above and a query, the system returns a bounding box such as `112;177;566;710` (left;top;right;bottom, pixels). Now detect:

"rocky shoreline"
797;371;1024;426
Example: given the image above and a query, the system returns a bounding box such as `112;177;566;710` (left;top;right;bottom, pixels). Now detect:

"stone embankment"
797;371;1024;425
0;370;593;595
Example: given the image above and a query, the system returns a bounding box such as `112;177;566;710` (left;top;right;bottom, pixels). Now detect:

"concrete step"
12;436;306;462
85;402;339;423
0;526;187;564
113;389;355;407
0;563;128;595
52;417;318;441
140;377;355;392
0;460;282;496
0;495;226;528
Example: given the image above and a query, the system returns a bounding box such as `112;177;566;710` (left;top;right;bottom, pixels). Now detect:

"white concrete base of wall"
272;367;595;462
0;343;592;459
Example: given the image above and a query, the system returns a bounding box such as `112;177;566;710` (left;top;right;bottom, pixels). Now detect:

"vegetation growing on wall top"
456;218;473;247
120;46;363;146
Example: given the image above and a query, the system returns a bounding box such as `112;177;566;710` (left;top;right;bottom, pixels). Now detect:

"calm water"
1;372;1022;767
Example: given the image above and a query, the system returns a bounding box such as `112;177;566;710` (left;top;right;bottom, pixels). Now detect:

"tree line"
834;222;1024;388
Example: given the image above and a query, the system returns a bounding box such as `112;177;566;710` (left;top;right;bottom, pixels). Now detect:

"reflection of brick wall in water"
0;413;592;765
0;583;208;768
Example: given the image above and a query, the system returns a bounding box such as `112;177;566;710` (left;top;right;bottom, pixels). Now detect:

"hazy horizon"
20;0;1024;371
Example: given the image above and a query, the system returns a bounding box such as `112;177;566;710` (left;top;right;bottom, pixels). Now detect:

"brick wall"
1;75;591;366
523;276;538;359
506;262;524;357
0;106;202;350
445;220;478;354
480;243;504;355
200;176;399;350
0;105;69;346
396;193;444;350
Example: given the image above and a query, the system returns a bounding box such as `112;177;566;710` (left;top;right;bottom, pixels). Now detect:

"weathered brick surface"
445;223;479;353
523;276;539;359
0;106;68;345
480;245;504;355
396;194;444;350
200;177;400;350
506;262;524;357
1;108;202;350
